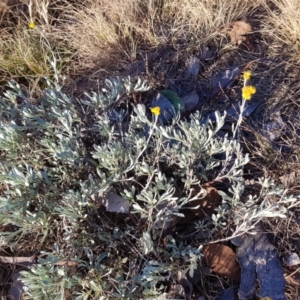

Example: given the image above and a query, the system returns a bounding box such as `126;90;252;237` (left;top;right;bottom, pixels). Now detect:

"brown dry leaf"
91;189;130;213
203;244;241;281
279;171;296;189
54;260;78;267
187;185;222;218
229;21;252;44
228;21;254;51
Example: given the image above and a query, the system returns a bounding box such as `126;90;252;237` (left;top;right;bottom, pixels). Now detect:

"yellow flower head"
242;85;256;100
243;70;252;80
29;21;35;29
150;106;161;116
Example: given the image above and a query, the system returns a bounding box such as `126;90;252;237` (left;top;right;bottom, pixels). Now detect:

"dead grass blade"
0;255;36;266
264;0;300;62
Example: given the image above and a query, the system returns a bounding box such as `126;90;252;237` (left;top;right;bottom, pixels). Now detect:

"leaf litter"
203;244;241;281
185;56;200;78
7;273;27;300
177;270;193;299
91;189;130;213
261;112;286;142
181;90;199;112
186;185;222;218
219;288;235;300
228;21;255;51
200;46;215;61
0;255;36;300
279;171;296;189
209;66;242;99
234;223;286;300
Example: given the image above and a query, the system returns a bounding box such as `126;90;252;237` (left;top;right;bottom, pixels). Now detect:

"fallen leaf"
91;190;130;213
187;185;222;218
229;21;252;43
236;223;286;300
177;270;193;299
227;102;258;119
283;253;300;266
160;90;185;112
154;200;180;230
185;56;200;78
54;260;78;267
279;171;296;189
200;46;214;60
210;66;242;97
186;268;202;285
195;230;211;241
166;284;185;299
4;256;37;300
7;272;25;300
203;244;241;281
228;21;254;51
182;90;199;111
219;288;235;300
261;122;284;141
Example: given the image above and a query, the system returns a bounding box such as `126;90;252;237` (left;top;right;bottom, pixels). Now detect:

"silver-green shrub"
0;74;298;299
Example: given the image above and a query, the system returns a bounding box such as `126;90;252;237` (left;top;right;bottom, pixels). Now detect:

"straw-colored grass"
264;0;300;62
62;0;262;70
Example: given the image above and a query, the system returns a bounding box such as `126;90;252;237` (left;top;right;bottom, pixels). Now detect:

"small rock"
284;253;300;266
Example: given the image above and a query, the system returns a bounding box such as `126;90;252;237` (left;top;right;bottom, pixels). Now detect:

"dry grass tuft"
61;0;159;70
161;0;260;39
1;27;53;85
62;0;262;72
264;0;300;62
0;0;74;92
